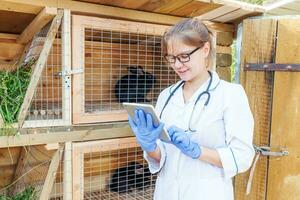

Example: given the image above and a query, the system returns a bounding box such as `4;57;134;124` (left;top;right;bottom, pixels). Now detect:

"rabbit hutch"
1;0;299;200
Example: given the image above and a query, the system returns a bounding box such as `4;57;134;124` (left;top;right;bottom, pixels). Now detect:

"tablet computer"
122;102;170;142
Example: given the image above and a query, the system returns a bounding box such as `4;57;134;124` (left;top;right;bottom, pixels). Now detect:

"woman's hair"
162;18;214;69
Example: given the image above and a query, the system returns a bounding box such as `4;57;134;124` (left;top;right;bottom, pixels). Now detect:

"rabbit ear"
128;66;145;75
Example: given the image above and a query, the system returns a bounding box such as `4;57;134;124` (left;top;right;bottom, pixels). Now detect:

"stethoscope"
159;70;214;132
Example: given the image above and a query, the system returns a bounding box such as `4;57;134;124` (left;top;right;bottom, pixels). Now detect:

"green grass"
0;187;37;200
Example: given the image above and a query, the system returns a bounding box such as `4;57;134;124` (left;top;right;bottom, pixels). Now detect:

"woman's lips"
177;68;189;74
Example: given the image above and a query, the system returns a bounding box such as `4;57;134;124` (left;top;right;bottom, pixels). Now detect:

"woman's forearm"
199;146;223;168
146;145;161;163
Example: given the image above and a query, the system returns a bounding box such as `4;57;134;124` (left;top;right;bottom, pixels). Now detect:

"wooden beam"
2;0;234;32
0;1;42;14
64;142;72;200
17;7;58;44
17;10;63;128
0;126;133;148
39;144;63;200
61;9;72;126
0;42;24;61
0;33;19;40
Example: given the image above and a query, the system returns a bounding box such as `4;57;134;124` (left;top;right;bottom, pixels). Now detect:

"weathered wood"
0;33;19;40
63;141;72;200
235;18;277;200
39;144;63;200
17;10;63;128
0;1;42;14
216;66;231;81
216;45;231;54
2;0;235;32
62;9;72;126
0;126;133;148
267;18;300;200
216;31;233;46
17;7;57;44
216;53;232;66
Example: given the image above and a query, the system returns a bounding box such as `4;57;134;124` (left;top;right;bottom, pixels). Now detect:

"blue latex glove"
128;109;164;152
167;126;202;159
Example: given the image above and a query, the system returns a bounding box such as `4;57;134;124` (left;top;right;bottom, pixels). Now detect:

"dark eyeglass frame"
164;46;202;64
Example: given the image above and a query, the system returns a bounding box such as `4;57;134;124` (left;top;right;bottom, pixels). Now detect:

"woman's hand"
168;126;202;159
128;109;164;152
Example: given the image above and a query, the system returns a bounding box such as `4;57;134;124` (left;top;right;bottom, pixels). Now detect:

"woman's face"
166;40;210;82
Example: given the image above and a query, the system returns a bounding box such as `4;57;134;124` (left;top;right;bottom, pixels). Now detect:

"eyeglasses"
164;46;202;64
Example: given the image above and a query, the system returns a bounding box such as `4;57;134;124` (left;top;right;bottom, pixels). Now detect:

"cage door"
72;15;178;124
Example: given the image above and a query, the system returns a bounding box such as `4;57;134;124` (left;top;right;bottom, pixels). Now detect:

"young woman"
128;18;254;200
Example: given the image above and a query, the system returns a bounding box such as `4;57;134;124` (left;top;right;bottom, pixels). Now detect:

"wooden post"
62;9;72;126
17;7;58;44
64;142;72;200
39;144;64;200
17;9;63;128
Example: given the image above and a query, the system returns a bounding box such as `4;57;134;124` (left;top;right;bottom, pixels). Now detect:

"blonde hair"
162;18;214;69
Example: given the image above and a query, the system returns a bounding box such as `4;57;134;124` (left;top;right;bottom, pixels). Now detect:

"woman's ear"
203;42;210;58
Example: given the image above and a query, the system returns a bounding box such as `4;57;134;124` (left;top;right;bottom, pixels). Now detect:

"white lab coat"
144;71;255;200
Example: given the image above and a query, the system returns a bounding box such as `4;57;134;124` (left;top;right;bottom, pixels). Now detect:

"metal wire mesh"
0;145;58;199
83;27;178;113
73;138;156;200
27;29;63;122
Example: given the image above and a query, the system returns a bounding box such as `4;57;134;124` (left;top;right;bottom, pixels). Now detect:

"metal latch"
254;145;289;157
57;68;83;76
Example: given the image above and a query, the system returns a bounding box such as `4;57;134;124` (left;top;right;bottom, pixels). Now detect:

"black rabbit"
115;66;156;103
109;161;151;193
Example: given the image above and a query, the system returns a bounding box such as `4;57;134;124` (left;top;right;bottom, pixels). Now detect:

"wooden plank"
216;66;231;81
64;141;72;200
154;0;194;13
72;143;84;200
267;18;300;200
0;33;18;40
216;45;231;54
17;7;58;44
62;9;72;126
217;31;233;46
213;8;253;23
0;126;133;148
216;53;232;66
73;137;138;153
196;5;238;21
235;18;277;200
0;1;42;14
17;10;63;128
40;144;63;200
2;0;234;32
0;41;24;61
170;1;221;17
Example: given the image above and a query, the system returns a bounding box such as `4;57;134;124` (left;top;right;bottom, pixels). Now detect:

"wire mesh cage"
72;15;178;124
0;145;63;199
26;30;63;122
72;137;156;200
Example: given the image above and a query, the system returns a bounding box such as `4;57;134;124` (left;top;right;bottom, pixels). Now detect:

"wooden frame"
40;144;64;200
20;8;72;128
72;15;169;124
72;137;139;200
18;9;63;128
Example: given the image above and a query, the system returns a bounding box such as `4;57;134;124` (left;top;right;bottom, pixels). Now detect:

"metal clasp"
254;145;289;157
57;68;83;76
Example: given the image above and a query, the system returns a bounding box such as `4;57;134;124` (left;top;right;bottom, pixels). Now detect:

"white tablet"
122;102;170;142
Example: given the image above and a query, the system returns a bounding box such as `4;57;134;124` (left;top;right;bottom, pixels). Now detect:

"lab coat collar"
170;71;220;106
